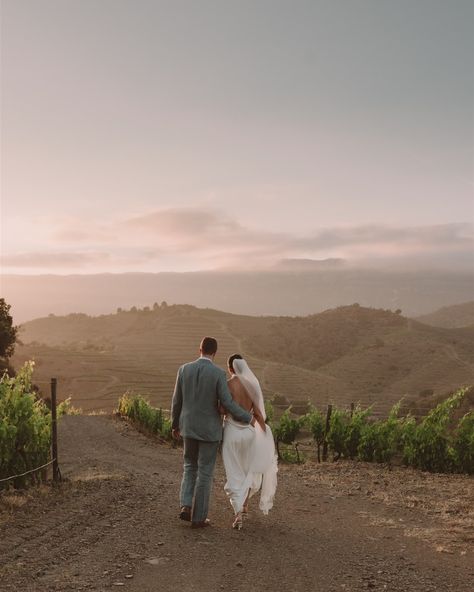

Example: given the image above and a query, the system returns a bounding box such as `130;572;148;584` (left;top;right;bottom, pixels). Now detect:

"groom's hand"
253;412;266;432
172;428;181;440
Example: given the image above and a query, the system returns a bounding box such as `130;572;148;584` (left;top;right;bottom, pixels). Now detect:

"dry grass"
0;485;52;520
301;460;474;555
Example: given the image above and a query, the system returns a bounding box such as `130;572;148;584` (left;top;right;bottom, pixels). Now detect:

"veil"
232;358;266;420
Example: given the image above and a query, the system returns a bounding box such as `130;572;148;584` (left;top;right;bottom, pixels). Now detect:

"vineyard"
117;387;474;474
1;357;473;495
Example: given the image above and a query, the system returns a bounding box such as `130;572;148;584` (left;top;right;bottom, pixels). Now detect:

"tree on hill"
0;298;17;359
0;299;18;376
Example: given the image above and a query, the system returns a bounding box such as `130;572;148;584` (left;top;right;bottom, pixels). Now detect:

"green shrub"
345;406;371;459
264;399;275;425
57;397;82;416
279;443;306;464
0;362;51;489
452;411;474;474
306;405;325;462
358;421;378;462
327;408;350;460
376;403;404;463
274;407;304;444
117;394;172;440
402;388;466;473
272;407;305;460
400;415;417;466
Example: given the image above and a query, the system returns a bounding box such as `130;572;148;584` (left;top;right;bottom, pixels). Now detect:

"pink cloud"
4;207;472;272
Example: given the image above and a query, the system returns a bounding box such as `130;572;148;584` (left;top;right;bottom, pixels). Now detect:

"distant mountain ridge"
274;258;346;270
3;267;474;323
415;301;474;329
13;303;474;417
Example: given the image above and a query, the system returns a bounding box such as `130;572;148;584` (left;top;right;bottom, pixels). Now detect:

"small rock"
145;557;169;566
125;575;133;579
236;562;243;567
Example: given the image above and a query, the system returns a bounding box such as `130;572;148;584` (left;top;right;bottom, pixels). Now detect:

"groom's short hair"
200;337;218;355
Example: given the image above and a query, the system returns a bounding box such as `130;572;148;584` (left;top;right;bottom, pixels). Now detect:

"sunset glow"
1;0;472;279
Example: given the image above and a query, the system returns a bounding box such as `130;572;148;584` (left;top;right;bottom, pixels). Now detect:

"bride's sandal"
232;513;243;530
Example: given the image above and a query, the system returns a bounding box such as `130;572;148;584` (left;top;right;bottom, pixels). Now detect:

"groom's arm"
171;367;183;437
217;372;253;424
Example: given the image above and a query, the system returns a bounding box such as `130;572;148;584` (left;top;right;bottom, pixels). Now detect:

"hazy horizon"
1;0;473;277
3;267;473;323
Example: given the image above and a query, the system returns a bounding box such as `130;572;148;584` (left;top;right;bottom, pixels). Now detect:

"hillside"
416;301;474;328
13;304;474;416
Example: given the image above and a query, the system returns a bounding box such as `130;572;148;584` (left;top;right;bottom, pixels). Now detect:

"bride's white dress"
222;360;278;515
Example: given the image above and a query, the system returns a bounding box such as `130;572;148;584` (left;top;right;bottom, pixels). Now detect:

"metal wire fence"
0;459;56;484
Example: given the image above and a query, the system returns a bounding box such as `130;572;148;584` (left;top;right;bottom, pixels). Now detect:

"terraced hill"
415;301;474;328
13;304;474;416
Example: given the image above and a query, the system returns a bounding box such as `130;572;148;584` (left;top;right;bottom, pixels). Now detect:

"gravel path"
0;415;472;591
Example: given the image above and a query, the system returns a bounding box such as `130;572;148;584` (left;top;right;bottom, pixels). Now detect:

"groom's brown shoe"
191;519;211;529
179;506;192;521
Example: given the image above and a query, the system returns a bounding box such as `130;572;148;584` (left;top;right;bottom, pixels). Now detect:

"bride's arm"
253;406;266;432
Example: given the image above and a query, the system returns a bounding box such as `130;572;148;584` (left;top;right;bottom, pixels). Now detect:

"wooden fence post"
51;378;60;483
322;404;332;462
350;402;355;418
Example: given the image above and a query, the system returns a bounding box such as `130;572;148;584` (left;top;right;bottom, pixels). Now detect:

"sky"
1;0;473;274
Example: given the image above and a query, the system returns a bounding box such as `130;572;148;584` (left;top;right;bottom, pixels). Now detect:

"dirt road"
1;416;473;592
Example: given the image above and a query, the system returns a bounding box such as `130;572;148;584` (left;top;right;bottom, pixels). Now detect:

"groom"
171;336;255;528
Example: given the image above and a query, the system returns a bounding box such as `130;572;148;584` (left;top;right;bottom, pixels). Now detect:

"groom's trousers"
180;438;220;522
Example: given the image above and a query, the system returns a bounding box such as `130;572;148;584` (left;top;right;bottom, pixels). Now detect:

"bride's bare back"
227;376;254;413
222;372;265;431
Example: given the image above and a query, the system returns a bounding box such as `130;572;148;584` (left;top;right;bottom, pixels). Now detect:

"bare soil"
1;415;473;592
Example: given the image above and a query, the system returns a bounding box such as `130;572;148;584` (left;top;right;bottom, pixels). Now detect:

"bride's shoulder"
227;375;241;391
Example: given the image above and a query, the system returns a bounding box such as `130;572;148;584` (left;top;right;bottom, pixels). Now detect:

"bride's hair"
227;353;243;372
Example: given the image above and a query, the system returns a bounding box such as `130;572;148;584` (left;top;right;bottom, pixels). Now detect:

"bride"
221;354;278;530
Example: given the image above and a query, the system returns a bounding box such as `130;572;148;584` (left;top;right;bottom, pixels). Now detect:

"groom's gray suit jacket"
171;357;252;442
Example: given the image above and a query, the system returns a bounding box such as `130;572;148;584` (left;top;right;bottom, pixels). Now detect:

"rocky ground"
0;415;473;592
